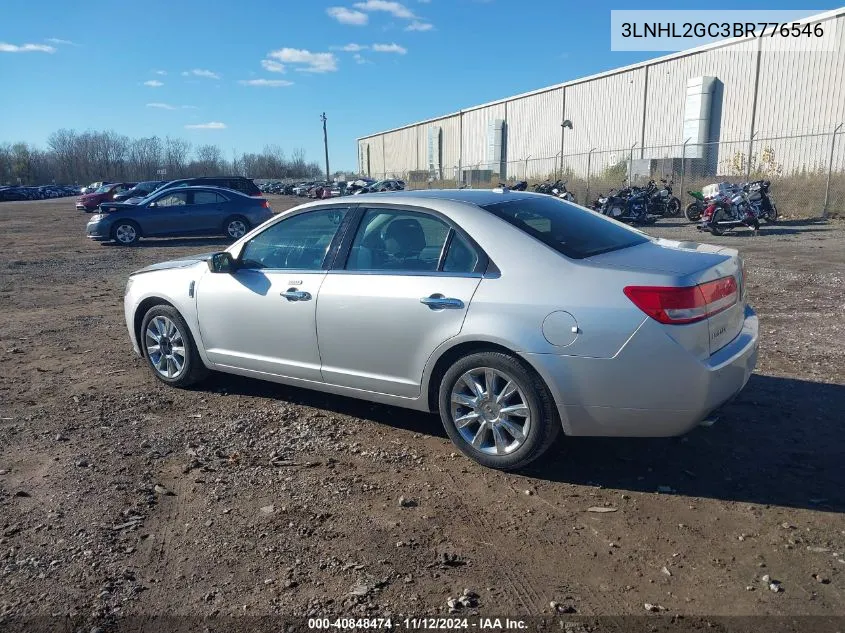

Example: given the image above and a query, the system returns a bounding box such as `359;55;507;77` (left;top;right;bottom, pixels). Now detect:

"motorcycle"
746;179;778;223
499;180;528;191
599;186;655;225
697;187;760;235
534;179;574;201
645;178;680;217
685;190;707;222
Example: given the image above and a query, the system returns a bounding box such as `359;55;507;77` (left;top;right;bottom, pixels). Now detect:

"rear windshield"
481;196;649;259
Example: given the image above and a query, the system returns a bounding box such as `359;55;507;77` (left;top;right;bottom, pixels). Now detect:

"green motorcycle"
685;190;706;222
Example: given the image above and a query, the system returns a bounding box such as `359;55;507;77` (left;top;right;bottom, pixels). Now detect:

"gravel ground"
0;196;843;630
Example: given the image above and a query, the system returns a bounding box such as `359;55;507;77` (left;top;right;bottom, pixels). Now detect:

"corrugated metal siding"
752;15;845;173
563;68;646;154
461;104;506;167
381;127;416;175
355;10;844;179
643;38;758;152
439;114;461;172
506;88;564;163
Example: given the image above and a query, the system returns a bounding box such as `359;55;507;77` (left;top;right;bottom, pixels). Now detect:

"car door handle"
420;294;464;310
281;289;312;302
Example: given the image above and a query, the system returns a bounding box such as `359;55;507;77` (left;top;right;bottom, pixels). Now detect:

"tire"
684;203;702;222
140;305;208;388
708;209;727;236
112;220;140;246
224;215;250;240
763;203;778;223
438;351;560;471
667;197;681;217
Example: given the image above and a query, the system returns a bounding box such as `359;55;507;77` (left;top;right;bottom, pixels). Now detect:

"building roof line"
357;7;844;142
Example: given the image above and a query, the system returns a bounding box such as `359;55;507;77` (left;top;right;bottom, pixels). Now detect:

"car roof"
346;188;530;206
157;185;252;197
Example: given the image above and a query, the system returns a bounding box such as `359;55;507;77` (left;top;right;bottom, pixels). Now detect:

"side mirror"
208;252;236;274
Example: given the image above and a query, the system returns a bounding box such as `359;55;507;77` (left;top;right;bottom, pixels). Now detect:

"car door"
195;207;350;380
189;190;228;234
316;206;484;398
141;191;190;236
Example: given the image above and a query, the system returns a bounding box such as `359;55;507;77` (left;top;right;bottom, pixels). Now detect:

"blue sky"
0;0;830;171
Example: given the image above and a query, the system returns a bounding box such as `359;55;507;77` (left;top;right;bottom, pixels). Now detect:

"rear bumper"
522;305;759;437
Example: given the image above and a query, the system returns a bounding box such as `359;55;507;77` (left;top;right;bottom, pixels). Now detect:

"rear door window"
192;191;224;205
482;197;649;259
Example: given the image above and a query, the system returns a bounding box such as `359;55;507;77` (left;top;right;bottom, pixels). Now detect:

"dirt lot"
1;195;843;629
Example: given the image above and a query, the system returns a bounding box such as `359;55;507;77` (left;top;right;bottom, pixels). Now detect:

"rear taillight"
251;192;262;197
260;199;269;208
624;276;738;325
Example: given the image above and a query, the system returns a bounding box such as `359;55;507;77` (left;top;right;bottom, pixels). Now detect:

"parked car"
76;182;136;211
121;189;758;470
86;186;273;245
114;180;166;203
0;184;80;201
81;181;111;195
352;179;404;194
159;176;261;197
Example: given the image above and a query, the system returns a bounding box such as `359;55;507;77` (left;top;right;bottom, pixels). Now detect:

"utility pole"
321;112;330;182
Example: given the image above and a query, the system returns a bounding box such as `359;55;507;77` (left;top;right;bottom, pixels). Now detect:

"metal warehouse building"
356;8;845;205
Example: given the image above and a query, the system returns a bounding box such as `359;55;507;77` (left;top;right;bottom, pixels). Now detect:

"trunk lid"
590;237;746;356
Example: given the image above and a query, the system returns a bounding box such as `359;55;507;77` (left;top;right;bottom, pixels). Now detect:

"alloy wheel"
450;367;531;455
144;316;186;379
227;219;247;239
115;224;137;244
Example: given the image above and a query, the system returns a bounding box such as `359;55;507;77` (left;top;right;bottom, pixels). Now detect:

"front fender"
124;264;210;365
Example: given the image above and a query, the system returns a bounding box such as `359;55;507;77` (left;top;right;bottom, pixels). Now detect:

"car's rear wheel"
113;220;140;245
140;305;208;387
438;351;560;470
224;216;249;240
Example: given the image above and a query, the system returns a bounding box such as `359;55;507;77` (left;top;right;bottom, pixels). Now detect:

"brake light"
260;199;269;208
624;276;738;325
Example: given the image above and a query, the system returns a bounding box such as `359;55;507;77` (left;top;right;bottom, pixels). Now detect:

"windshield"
95;184;112;193
481;196;649;259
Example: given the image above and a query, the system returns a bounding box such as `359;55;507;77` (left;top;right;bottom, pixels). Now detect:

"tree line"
0;129;325;185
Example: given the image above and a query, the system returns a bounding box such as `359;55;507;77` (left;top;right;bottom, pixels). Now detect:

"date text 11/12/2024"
307;618;528;630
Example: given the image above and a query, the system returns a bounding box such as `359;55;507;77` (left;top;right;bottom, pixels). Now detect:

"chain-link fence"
361;126;845;218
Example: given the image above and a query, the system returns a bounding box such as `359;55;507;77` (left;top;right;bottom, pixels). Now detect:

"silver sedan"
123;189;758;470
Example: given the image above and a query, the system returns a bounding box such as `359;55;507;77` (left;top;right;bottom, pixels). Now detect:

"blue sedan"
86;186;274;245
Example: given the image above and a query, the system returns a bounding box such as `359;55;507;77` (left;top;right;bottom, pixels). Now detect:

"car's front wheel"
438;351;560;470
113;220;140;245
140;305;208;387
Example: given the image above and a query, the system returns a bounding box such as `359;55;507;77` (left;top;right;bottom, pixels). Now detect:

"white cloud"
405;20;433;31
261;59;286;73
239;79;294;87
372;42;407;54
153;69;167;75
327;7;368;25
146;102;176;110
353;53;370;64
45;38;78;46
185;122;227;130
0;42;56;53
143;80;164;87
266;48;338;73
332;43;367;53
353;0;416;19
181;105;199;109
182;68;220;79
